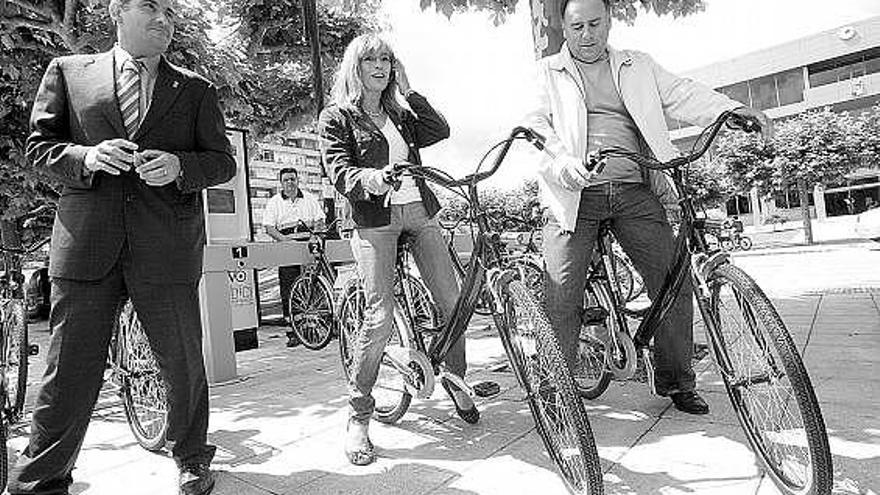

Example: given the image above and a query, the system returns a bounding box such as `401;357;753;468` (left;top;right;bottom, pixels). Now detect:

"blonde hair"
329;33;403;115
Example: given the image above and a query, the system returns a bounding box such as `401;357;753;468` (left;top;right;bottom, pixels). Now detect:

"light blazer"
525;44;741;232
27;50;236;283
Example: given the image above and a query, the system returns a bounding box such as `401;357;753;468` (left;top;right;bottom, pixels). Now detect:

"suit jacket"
27;50;236;284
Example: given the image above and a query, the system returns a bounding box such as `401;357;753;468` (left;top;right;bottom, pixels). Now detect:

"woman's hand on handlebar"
729;106;773;141
381;161;414;190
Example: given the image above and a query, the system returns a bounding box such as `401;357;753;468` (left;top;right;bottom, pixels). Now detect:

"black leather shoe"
179;462;215;495
285;331;301;348
441;379;480;424
670;391;709;415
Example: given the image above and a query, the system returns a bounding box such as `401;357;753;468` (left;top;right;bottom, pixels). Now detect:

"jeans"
347;202;464;422
543;182;695;396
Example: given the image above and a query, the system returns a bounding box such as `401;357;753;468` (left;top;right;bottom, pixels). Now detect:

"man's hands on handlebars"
729;106;773;141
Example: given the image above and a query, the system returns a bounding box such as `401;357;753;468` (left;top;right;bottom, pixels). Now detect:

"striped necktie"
118;59;141;139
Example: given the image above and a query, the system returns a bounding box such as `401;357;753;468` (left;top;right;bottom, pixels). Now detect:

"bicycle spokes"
712;280;812;488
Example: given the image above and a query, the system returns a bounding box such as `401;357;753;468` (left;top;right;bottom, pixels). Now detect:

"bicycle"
441;212;544;314
285;219;347;350
105;299;169;452
0;206;48;491
572;110;832;495
337;127;604;494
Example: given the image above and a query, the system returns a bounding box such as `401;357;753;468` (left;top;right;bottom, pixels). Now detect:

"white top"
381;118;421;205
262;190;325;232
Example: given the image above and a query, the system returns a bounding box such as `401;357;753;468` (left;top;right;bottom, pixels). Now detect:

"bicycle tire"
738;236;753;251
399;273;439;335
117;301;168;452
337;283;412;424
611;252;634;302
288;274;335;350
2;299;28;419
513;257;544;304
706;264;832;495
577;281;615;400
495;279;604;495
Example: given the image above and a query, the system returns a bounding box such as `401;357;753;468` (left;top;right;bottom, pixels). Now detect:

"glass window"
750;75;778;110
776;68;804;106
258;149;274;162
719;82;750;106
867;56;880;75
809;68;838;88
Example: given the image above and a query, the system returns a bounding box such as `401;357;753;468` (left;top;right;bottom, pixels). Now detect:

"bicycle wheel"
288;274;335;350
399;273;438;334
496;279;603;495
576;281;616;400
611;252;634;302
117;301;168;451
337;283;412;424
2;299;28;419
706;264;831;495
513;257;544;304
720;238;735;251
738;236;753;251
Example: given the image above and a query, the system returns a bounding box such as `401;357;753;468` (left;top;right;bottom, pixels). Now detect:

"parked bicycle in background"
0;205;48;491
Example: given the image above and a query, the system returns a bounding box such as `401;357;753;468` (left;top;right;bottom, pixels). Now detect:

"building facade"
249;132;342;241
670;16;880;225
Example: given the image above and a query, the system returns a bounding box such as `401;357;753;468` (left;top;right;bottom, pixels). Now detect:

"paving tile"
608;418;763;495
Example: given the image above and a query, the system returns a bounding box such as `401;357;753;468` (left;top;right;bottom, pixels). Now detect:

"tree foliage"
0;0;377;222
418;0;704;24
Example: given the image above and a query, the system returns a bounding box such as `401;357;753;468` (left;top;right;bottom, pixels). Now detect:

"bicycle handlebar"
588;110;761;172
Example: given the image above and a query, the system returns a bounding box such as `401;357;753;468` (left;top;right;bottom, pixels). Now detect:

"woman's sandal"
345;421;376;466
441;378;480;425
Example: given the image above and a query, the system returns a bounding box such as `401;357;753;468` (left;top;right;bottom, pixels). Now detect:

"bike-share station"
198;128;353;384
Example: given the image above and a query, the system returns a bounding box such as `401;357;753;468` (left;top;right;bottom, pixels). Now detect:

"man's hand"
136;150;181;187
84;139;139;175
731;106;774;141
560;157;595;190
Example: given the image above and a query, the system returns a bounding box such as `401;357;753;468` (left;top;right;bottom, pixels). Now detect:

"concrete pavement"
8;245;880;495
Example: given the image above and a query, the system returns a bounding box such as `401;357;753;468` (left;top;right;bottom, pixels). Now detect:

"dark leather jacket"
318;92;450;228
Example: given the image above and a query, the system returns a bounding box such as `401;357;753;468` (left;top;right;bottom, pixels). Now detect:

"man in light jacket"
525;0;771;414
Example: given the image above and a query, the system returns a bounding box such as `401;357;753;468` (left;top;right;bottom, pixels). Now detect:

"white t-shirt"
381;119;421;205
262;190;325;233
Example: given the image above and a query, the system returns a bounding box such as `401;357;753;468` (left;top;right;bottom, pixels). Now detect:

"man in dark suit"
8;1;235;494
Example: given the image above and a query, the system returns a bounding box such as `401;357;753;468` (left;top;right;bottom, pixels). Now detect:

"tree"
218;0;377;136
773;108;865;243
419;0;705;56
716;108;865;245
1;0;376;246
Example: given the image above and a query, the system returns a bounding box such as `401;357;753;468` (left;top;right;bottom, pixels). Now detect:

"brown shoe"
179;462;215;495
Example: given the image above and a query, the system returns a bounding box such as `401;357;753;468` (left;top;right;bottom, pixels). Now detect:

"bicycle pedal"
28;343;40;356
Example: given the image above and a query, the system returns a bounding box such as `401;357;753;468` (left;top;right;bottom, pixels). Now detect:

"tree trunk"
797;178;813;245
529;0;564;58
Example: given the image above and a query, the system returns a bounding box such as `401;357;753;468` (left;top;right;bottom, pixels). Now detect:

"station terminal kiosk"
199;128;353;384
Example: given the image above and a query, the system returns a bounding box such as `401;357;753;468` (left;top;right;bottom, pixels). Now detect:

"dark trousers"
8;258;213;495
278;265;301;319
543;182;695;396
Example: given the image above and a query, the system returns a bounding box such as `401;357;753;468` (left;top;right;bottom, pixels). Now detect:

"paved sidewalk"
10;284;880;494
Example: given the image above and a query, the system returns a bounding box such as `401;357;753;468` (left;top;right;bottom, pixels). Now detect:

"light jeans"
348;202;464;422
543;182;695;396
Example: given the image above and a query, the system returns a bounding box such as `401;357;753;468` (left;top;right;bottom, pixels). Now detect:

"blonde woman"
319;34;478;466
